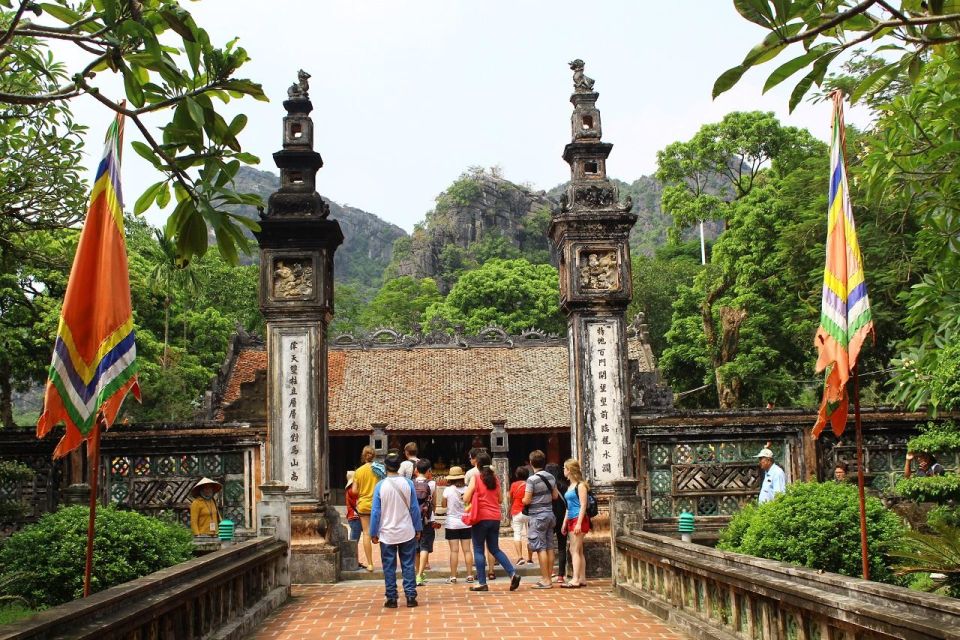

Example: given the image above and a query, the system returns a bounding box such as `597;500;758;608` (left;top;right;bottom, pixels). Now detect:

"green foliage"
425;258;564;335
927;506;960;530
0;0;268;262
359;277;443;334
888;522;960;598
717;481;905;583
0;461;34;520
627;244;702;357
0;505;193;607
0;603;34;625
716;1;959;112
906;421;960;455
895;475;960;504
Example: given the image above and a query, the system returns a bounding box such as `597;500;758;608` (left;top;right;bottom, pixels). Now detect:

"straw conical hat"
191;477;222;497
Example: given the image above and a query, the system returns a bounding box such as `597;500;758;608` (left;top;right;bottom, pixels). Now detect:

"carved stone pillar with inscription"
550;60;638;509
255;71;344;583
490;419;512;532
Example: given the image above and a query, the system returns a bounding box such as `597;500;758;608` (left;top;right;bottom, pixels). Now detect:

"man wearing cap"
755;448;786;504
370;451;423;608
190;477;222;536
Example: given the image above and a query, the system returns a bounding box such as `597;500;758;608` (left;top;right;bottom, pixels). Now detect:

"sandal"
517;559;527;566
488;572;497;580
534;581;553;589
447;576;458;584
466;575;475;583
561;582;581;589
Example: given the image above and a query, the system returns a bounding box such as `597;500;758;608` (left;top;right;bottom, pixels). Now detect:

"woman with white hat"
190;477;222;536
441;466;474;583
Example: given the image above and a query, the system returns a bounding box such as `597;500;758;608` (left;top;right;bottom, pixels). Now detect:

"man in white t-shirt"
398;442;419;479
370;452;422;608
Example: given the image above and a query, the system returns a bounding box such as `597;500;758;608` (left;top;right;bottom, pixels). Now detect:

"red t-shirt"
509;480;526;516
474;476;503;522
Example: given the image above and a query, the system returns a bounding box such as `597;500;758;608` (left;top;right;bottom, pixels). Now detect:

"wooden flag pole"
83;415;103;597
853;365;870;580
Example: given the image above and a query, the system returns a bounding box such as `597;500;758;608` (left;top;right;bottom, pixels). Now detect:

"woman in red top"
463;452;521;592
509;466;532;566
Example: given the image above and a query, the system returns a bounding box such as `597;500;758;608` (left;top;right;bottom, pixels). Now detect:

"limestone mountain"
387;168;556;291
228;166;407;292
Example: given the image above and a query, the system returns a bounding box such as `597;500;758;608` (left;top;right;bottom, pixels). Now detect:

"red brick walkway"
250;580;687;640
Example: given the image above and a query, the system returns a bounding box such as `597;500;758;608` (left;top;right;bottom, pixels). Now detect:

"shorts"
347;518;362;541
526;511;557;551
445;527;472;540
511;512;529;541
565;516;591;534
418;525;436;553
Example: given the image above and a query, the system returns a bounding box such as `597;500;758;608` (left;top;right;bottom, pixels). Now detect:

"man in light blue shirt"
755;447;786;504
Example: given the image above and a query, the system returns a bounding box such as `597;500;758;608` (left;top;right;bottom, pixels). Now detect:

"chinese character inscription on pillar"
588;320;625;482
281;332;311;492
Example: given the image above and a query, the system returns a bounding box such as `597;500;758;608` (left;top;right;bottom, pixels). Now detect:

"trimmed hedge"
717;481;905;583
0;505;193;607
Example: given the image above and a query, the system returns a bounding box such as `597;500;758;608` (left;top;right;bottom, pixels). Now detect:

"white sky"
62;1;872;233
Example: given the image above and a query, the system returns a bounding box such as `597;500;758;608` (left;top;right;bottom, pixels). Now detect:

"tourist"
462;451;521;592
755;447;786;504
441;465;474;583
833;462;849;483
370;452;422;608
545;462;569;583
414;459;439;585
463;446;496;578
345;470;367;567
904;451;945;478
353;445;379;571
561;459;590;588
399;441;419;479
189;477;221;537
522;449;560;589
509;466;532;566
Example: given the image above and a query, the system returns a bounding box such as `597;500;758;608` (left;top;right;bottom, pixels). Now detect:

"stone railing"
0;536;288;640
613;529;960;640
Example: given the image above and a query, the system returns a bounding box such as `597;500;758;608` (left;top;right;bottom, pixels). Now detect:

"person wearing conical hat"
190;477;222;536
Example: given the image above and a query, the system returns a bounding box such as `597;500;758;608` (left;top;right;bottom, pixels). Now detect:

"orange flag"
37;113;140;458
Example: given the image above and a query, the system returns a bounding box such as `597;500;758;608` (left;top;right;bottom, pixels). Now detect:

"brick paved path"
250;580;687;640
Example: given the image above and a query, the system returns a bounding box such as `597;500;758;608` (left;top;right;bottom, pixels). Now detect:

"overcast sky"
63;1;870;233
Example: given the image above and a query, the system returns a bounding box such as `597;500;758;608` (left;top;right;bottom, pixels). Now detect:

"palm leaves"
888;522;960;596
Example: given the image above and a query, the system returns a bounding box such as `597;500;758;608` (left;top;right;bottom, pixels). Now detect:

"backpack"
414;479;434;525
585;490;599;518
371;461;386;480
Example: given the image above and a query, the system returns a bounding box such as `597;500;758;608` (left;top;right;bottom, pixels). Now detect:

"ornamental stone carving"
578;250;619;291
287;69;311;100
575;185;615;208
569;59;595;93
272;258;313;298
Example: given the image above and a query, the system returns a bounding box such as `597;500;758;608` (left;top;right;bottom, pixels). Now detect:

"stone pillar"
490;419;512;532
255;71;344;583
62;483;91;506
549;60;637;504
258;482;291;589
370;422;388;462
608;478;641;588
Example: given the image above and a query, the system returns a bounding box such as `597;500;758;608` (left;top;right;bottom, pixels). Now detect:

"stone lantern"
490;418;512;530
370;422;388;462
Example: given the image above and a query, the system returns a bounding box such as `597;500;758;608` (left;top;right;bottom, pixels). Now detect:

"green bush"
717;481;906;583
906;420;960;455
895;475;960;503
0;461;34;521
0;505;193;607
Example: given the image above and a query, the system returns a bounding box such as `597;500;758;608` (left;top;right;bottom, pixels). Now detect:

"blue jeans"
471;519;514;585
380;537;418;600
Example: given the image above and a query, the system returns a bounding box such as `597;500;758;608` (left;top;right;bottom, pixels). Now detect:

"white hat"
754;448;774;459
191;477;222;497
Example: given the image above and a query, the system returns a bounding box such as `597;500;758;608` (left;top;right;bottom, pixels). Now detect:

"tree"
713;1;960;111
359;276;443;334
0;40;87;427
146;230;199;367
0;0;268;263
425;258;564;335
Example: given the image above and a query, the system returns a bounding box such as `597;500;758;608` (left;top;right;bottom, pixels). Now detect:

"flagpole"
853;365;870;580
83;415;103;597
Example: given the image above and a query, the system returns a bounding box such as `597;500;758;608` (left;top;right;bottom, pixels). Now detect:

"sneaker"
406;596;418;608
510;573;521;591
469;584;489;592
384;598;398;608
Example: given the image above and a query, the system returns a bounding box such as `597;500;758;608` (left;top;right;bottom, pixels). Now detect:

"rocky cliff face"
390;169;556;289
230;167;407;289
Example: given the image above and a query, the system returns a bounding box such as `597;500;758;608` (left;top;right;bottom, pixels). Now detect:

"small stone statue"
569;59;595;93
287;69;311;100
579;251;618;290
